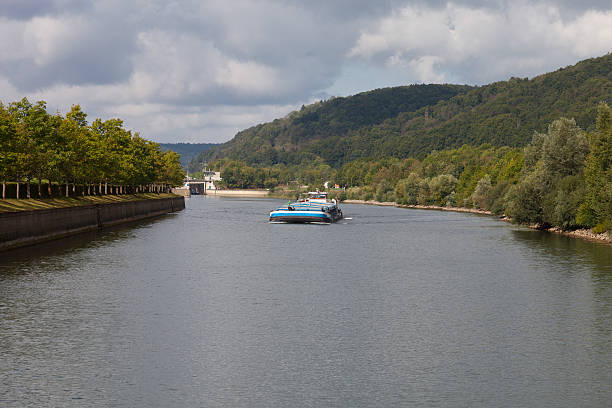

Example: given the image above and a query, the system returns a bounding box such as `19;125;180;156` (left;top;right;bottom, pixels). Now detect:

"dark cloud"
3;21;136;91
0;0;93;20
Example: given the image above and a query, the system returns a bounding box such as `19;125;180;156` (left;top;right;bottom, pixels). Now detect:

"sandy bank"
343;199;611;245
343;199;493;215
540;226;611;243
204;189;270;197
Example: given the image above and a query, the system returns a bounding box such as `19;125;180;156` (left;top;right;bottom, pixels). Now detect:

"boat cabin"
307;191;328;200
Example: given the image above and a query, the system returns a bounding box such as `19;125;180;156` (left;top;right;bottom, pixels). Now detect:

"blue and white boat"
269;191;343;224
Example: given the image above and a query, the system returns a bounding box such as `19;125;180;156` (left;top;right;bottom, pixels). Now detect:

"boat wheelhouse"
269;191;343;224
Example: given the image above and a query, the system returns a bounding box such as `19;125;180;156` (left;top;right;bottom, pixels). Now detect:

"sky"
1;0;611;143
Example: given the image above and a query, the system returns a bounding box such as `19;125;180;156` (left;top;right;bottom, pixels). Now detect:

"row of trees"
0;98;185;199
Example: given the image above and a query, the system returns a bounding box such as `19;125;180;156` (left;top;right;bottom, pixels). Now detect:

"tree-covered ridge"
0;98;185;199
189;84;472;171
191;53;612;170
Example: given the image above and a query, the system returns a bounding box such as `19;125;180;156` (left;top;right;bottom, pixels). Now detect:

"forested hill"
188;84;472;172
190;53;612;170
159;143;218;169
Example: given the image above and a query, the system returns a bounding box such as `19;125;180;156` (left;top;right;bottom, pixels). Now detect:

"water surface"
1;197;611;407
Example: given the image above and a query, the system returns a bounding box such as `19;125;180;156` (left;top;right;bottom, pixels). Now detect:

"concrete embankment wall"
0;197;185;251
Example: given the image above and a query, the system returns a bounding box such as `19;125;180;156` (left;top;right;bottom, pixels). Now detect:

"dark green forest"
188;84;472;171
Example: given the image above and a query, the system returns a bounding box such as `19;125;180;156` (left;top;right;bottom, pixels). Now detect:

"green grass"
0;193;179;213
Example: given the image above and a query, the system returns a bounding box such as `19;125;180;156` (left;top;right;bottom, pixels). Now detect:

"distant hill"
159;143;218;169
189;84;472;171
191;53;612;169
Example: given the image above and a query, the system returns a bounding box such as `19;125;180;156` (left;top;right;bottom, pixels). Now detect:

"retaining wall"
0;197;185;251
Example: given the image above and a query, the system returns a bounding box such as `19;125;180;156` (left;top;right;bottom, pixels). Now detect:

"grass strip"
0;194;179;213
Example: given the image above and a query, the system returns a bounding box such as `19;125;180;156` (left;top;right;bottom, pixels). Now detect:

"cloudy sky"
1;0;611;143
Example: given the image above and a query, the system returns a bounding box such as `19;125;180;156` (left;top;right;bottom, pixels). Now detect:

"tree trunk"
105;181;108;195
16;176;20;199
2;176;5;199
27;178;31;199
38;173;42;198
66;182;69;198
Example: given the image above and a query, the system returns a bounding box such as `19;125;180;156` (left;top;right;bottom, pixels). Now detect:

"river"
1;196;611;407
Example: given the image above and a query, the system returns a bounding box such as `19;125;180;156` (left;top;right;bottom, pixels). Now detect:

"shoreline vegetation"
343;199;612;244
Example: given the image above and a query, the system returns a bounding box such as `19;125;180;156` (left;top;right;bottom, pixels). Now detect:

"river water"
1;197;611;407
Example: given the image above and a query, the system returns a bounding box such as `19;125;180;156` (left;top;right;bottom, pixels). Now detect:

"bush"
471;175;492;209
485;181;512;215
545;175;586;230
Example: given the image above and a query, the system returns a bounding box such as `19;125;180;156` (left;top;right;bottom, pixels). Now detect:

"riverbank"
0;193;179;213
0;195;185;251
343;199;611;244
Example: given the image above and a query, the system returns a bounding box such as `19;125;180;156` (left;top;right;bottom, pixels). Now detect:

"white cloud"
349;2;612;84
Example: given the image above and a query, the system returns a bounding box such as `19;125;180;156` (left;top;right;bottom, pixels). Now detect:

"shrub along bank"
333;104;611;234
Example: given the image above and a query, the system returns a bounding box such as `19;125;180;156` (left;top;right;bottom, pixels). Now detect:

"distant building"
203;171;222;190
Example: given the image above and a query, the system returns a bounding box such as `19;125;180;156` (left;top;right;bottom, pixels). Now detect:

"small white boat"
269;191;343;224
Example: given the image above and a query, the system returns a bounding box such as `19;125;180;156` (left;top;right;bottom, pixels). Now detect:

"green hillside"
342;53;612;161
190;53;612;170
189;84;471;171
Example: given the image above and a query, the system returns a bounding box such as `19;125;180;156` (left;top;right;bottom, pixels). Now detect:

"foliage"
576;102;612;230
505;118;589;228
0;98;185;199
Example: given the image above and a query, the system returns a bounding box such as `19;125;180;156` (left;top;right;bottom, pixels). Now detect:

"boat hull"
269;209;343;223
269;192;343;224
269;211;335;223
269;215;332;223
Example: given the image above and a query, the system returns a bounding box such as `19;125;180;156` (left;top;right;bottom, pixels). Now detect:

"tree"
0;103;17;199
577;103;612;231
507;117;589;227
394;173;421;205
428;174;458;206
471;175;492;209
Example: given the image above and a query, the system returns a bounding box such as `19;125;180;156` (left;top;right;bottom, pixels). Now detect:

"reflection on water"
1;198;611;408
0;215;176;271
511;229;612;275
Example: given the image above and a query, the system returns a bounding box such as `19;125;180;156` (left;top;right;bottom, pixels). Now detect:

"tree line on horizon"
0;98;185;199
